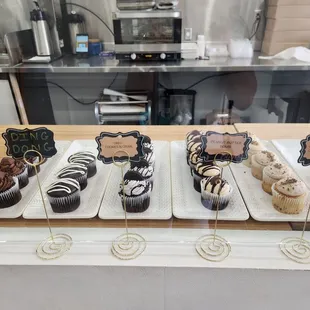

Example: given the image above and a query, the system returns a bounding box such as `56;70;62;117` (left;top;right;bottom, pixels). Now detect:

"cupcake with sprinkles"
119;170;151;213
200;175;233;211
46;178;81;213
193;162;221;193
68;151;97;178
56;163;88;191
130;159;154;190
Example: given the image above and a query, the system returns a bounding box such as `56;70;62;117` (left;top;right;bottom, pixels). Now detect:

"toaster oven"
113;10;182;61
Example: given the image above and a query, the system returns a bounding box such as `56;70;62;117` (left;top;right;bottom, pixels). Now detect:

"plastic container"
197;35;206;59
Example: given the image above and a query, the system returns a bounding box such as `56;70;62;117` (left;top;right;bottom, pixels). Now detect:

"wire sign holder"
280;135;310;264
2;127;72;260
196;131;252;262
96;131;146;260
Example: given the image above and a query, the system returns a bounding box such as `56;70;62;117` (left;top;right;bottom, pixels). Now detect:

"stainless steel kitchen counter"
2;54;310;73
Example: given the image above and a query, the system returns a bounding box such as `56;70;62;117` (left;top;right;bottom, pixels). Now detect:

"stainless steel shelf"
1;54;310;73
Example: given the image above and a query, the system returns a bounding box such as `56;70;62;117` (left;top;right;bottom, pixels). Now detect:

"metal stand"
111;151;146;260
24;150;72;260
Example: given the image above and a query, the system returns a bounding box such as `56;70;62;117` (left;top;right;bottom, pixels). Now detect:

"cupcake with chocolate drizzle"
143;146;155;168
0;172;22;209
193;162;221;193
0;157;29;189
186;130;201;143
68;151;97;178
200;175;233;211
142;135;154;152
130;159;154;190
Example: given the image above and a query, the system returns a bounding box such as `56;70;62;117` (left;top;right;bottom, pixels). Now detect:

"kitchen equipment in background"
113;10;182;61
68;11;86;55
156;1;179;10
197;35;205;59
30;1;53;56
160;89;196;125
116;0;156;10
95;90;151;125
181;43;198;59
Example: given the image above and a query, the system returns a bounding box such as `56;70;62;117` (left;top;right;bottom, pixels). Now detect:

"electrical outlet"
184;28;192;41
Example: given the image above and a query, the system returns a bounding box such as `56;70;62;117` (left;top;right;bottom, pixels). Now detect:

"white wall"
0;80;19;125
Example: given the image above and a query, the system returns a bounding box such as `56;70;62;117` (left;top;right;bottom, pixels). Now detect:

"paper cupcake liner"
27;164;41;178
201;187;233;211
120;188;151;213
193;173;203;193
17;167;29;189
0;177;22;209
76;173;88;191
48;190;81;213
271;184;307;215
86;161;97;178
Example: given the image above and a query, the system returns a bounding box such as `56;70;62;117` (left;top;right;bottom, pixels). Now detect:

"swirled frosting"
0;158;25;176
0;171;14;193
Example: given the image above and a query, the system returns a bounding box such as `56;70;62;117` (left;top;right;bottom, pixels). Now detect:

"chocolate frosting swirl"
0;158;25;176
0;171;14;193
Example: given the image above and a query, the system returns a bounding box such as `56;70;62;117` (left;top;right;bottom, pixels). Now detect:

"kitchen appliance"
113;10;182;61
68;11;86;54
30;1;53;56
116;0;156;10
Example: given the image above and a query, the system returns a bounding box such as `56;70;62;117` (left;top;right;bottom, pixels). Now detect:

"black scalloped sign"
298;135;310;167
2;127;57;159
200;131;252;164
95;131;144;164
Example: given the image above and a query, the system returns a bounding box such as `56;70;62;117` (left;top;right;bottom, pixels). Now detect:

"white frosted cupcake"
193;162;221;193
262;163;291;195
251;151;278;180
200;176;233;210
243;136;266;168
272;177;308;214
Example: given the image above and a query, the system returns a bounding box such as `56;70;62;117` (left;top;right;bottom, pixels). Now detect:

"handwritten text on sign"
2;127;57;159
201;132;252;164
95;131;144;164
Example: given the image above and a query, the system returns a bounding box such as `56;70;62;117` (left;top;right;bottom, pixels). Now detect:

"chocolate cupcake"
46;178;81;213
142;135;154;152
119;170;151;213
0;172;22;209
143;147;155;168
0;158;29;189
193;162;221;193
68;151;97;178
186;137;202;165
56;164;88;191
130;159;154;190
24;157;41;177
201;176;233;211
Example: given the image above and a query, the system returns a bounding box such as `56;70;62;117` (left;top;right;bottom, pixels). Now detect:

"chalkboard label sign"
2;127;57;159
200;131;252;164
96;131;144;164
298;135;310;167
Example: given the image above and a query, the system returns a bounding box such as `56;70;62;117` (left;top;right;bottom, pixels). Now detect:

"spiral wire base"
196;235;231;262
112;233;146;260
36;234;72;260
280;237;310;264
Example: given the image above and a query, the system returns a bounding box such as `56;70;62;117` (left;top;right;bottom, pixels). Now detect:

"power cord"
249;11;262;40
66;2;114;37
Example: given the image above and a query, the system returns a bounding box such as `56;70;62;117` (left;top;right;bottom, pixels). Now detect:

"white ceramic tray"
99;141;172;220
23;140;112;219
0;141;71;219
272;139;310;189
170;141;249;221
230;140;310;222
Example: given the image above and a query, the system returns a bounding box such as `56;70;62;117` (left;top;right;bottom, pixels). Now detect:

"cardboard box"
269;0;310;5
267;6;310;18
266;18;310;31
262;40;309;55
264;30;310;42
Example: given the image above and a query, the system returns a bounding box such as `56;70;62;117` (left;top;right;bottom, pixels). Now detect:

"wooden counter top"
0;125;292;231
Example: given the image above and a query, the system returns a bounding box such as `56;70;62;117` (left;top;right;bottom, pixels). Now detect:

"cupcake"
272;177;308;214
189;150;202;170
186;130;201;143
193;162;221;193
56;164;88;191
143;147;155;168
262;163;291;195
243;136;266;168
201;175;233;211
0;172;22;209
24;157;41;177
130;159;154;189
186;137;202;165
119;170;151;213
68;151;97;178
142;135;154;152
0;157;29;189
251;151;278;181
46;178;81;213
